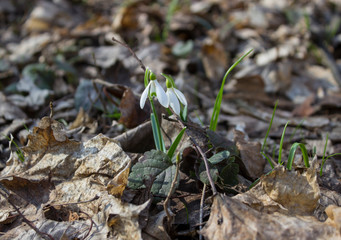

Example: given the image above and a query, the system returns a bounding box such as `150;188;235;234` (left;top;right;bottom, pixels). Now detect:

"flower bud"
166;78;172;88
149;71;156;80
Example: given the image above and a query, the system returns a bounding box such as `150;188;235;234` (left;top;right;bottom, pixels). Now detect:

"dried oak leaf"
234;130;265;179
200;194;340;240
119;88;149;128
0;116;149;240
234;160;320;216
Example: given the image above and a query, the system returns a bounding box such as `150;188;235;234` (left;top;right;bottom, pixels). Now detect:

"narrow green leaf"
278;121;289;165
287;142;310;170
161;73;176;88
151;113;161;151
209;49;253;131
261;152;274;169
144;67;150;87
167;127;187;159
249;169;274;189
262;100;278;152
181;104;188;122
320;133;329;176
321;153;341;176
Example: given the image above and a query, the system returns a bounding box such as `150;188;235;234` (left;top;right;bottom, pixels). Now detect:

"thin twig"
199;183;206;240
92;80;108;113
47;195;99;207
112;36;146;72
80;210;94;240
168;109;217;195
163;153;180;231
0;188;54;240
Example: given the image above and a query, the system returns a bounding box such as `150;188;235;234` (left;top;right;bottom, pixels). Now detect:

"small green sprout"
3;134;25;162
209;49;253;131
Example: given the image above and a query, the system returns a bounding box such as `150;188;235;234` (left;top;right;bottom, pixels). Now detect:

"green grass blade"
151;113;161;151
261;100;278;152
278;121;289;165
321;153;341;175
162;0;179;41
287;142;309;170
3;134;25;162
209;49;253;131
181;104;188;122
167;127;187;159
249;169;274;189
261;152;274;169
144;67;150;87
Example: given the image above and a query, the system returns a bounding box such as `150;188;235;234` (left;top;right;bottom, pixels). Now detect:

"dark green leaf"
199;161;219;185
128;150;178;197
208;150;230;164
22;63;55;90
220;161;239;186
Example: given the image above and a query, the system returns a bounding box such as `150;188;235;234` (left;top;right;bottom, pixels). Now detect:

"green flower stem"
149;97;166;152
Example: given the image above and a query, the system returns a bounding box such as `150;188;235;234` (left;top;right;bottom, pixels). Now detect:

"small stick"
112;36;146;72
199;184;206;240
49;102;54;118
47;195;99;207
168;109;217;195
80;210;94;240
163;153;180;231
0;188;54;240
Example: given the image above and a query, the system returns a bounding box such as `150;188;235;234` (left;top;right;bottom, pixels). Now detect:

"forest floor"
0;0;341;239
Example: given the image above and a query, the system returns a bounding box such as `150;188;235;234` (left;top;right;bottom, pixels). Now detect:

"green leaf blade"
209;49;253;131
167;127;187;159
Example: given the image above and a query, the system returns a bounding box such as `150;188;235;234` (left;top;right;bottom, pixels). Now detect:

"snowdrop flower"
165;78;187;115
140;72;168;109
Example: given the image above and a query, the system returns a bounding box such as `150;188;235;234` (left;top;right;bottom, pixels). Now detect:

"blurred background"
1;0;341;160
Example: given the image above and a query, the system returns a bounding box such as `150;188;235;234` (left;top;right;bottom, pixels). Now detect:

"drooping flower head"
165;76;187;116
140;69;168;109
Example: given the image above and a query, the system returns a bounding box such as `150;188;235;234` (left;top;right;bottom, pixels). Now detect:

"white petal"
150;81;156;95
173;88;187;106
140;82;151;109
154;80;169;108
167;89;180;115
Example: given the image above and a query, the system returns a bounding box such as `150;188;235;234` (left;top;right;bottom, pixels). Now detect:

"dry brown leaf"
142;211;171;240
200;194;341;240
234;130;265;179
0;116;150;239
234;160;320;215
119;88;149;128
325;205;341;231
201;33;229;84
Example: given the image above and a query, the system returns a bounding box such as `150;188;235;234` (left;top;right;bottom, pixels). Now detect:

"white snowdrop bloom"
165;79;187;115
140;79;169;109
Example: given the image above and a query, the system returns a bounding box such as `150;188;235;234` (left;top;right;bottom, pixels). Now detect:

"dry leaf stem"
163;154;180;231
167;110;218;195
112;36;146;72
0;186;55;240
199;183;206;240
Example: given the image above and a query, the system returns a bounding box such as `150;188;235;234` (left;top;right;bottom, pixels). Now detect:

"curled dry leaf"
200;194;341;240
234;160;320;215
119;88;149;128
0;116;149;240
200;160;341;239
234;130;265;179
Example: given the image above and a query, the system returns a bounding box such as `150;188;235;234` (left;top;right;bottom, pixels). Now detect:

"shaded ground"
1;0;341;239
